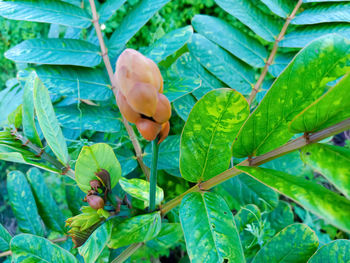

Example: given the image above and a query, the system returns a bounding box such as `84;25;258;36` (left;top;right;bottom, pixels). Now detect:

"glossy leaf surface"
237;166;350;233
34;77;69;165
7;171;44;236
180;89;249;182
11;234;77;263
5;39;101;67
180;192;245;263
232;34;350;157
308;239;350;263
301;143;350;198
119;178;164;207
108;212;161;249
0;223;12;252
289;73;350;133
251;224;318;263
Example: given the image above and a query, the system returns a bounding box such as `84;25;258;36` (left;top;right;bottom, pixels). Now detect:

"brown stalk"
160;118;350;215
247;0;303;105
88;0;150;179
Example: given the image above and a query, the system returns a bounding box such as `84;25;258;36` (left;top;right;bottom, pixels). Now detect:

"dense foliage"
0;0;350;262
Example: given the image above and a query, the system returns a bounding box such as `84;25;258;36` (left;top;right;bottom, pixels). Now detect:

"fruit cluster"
114;49;171;143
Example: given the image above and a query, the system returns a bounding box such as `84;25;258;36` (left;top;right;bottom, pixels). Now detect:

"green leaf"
251;224;319;263
180;192;245;263
180;88;249;182
308;239;350;263
0;152;60;174
0;0;91;28
261;151;306;175
172;53;222;99
292;2;350;25
7;171;44;236
192;15;267;67
34;77;69;165
265;201;294;233
289;73;350;133
26;168;66;233
22;73;42;147
215;0;282;42
261;0;295;18
119;178;164;207
0;223;12;252
75;143;121;193
232;34;350;158
237;166;350;233
65;182;85;216
108;0;171;56
55;105;122;133
11;234;77;263
218;173;279;211
173;94;196;121
146;223;183;251
98;0;126;24
268;51;295;77
301;143;350;198
5;39;101;67
35;65;112;101
0;83;23;126
144;135;180;170
7;104;22;129
163;75;201;102
280;23;350;48
115;147;138;176
108;212;162;249
144;26;193;63
78;223;112;263
188;34;255;95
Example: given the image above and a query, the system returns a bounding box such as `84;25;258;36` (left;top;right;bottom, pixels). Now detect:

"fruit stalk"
149;137;159;212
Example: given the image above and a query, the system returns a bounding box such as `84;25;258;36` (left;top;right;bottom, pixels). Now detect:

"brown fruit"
136;118;162;141
127;82;158;117
158;121;170;144
153;93;171;124
86;195;104;210
116;91;141;123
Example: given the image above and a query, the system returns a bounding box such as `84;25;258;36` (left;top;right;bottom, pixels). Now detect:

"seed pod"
116;91;141;124
158;121;170;144
127;82;158;117
115;49;163;94
86;195;105;210
153;93;171;124
136;118;162;141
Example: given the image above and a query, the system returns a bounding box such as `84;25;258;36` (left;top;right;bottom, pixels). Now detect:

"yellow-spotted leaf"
237;166;350;233
301;143;350;198
180;88;249;182
289;73;350;133
232;34;350;158
180;192;245;263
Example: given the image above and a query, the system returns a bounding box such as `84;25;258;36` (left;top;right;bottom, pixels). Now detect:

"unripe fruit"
153;93;171;124
127;82;158;117
115;49;163;94
86;195;104;210
158;121;170;144
116;91;141;124
136;118;162;141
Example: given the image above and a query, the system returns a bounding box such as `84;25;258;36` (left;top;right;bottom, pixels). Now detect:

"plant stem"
111;243;144;263
149;138;159;212
88;0;150;180
160;118;350;215
247;0;303;105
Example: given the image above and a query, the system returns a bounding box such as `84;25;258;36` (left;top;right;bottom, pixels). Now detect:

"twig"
11;130;75;180
111;243;144;263
0;236;68;258
88;0;150;180
160;118;350;215
247;0;303;105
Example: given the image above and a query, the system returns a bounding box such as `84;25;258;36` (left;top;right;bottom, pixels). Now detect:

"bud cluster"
115;49;171;143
